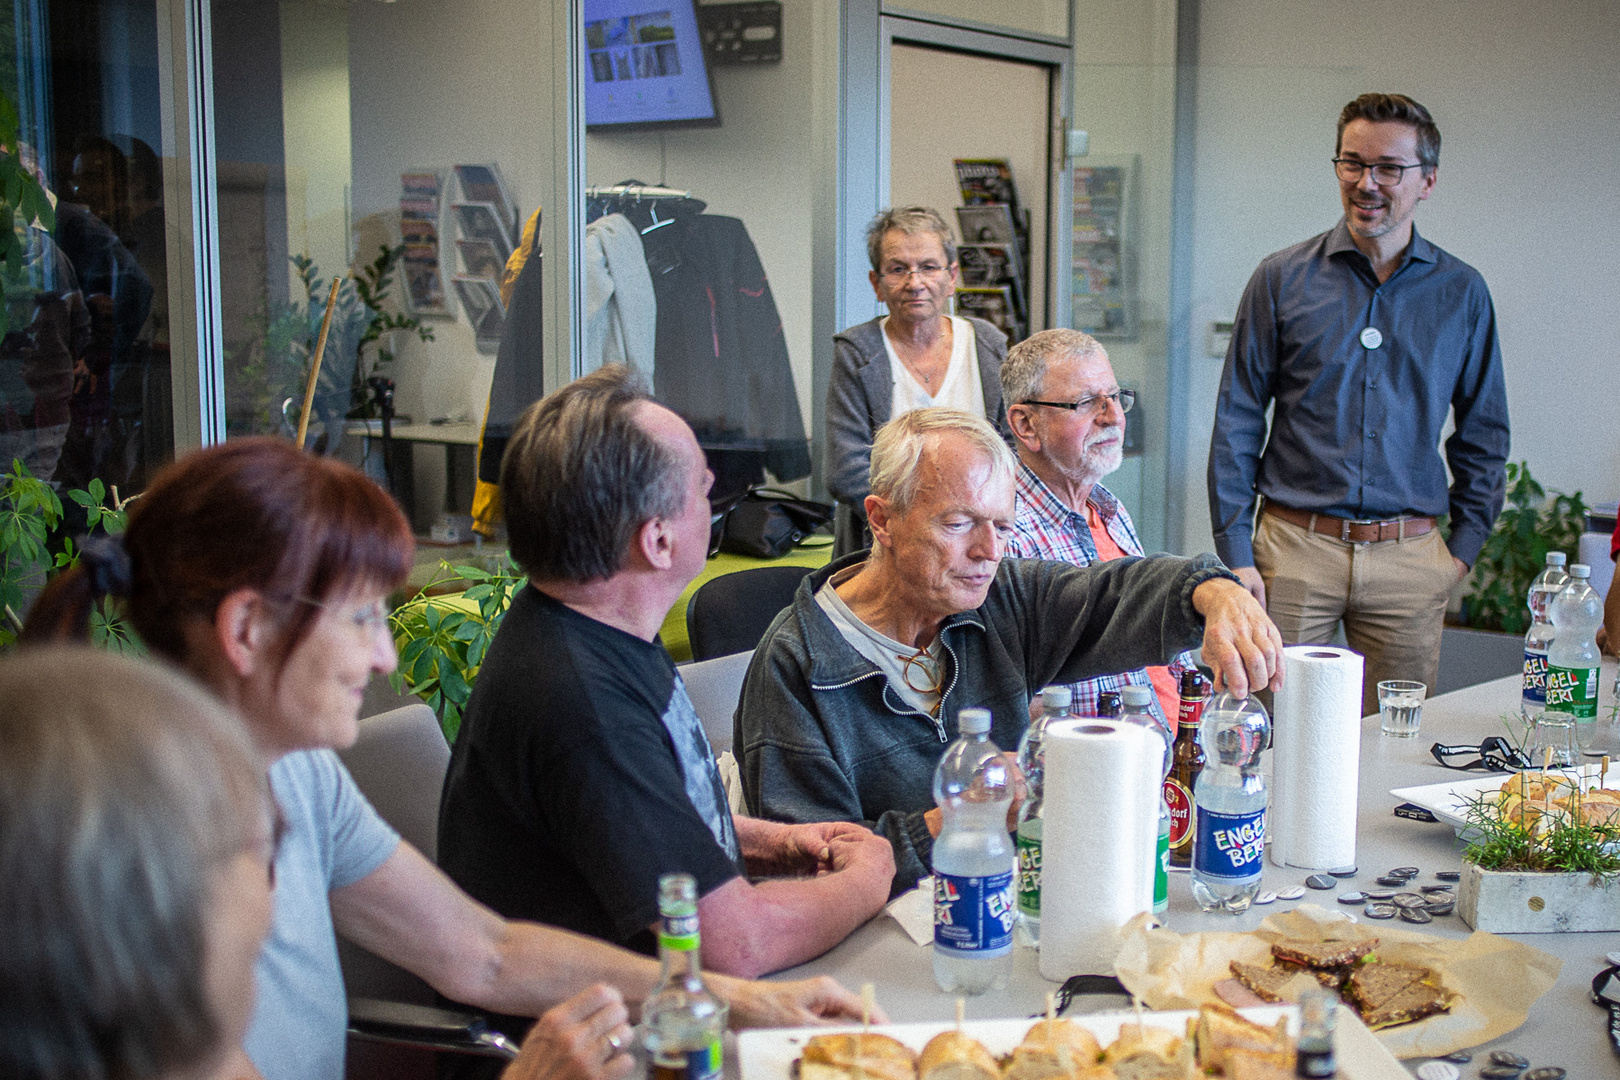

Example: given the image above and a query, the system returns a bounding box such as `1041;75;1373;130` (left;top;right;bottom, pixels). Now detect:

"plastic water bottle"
1015;687;1071;947
932;707;1014;994
1190;691;1269;914
1522;552;1568;721
1547;565;1604;745
1121;685;1172;913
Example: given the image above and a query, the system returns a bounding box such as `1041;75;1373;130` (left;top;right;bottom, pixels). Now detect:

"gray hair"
500;364;689;583
869;407;1016;514
865;206;957;272
1000;328;1106;407
0;646;267;1080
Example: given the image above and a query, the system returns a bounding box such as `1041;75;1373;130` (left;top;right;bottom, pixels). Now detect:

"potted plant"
1;459;139;651
387;558;523;743
1455;761;1620;932
1461;461;1588;635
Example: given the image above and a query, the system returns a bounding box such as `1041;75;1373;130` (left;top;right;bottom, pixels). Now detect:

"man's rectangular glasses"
1332;158;1425;185
1022;388;1136;417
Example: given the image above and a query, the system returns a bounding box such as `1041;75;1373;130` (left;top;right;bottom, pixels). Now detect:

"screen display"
583;0;719;130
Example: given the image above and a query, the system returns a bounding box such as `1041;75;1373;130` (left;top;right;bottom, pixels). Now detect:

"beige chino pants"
1253;511;1457;718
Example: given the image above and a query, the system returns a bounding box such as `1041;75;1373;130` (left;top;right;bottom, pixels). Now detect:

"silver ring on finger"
606;1032;624;1054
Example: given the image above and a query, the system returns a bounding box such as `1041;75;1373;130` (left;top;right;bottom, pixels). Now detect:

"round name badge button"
1360;326;1383;349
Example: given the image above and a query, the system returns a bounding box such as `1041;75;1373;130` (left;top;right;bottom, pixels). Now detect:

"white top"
883;315;985;420
816;571;944;720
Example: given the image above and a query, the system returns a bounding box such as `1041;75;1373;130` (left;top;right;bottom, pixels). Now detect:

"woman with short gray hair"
0;646;273;1080
825;206;1011;557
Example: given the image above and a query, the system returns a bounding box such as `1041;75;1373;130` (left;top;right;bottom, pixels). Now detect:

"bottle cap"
959;707;991;734
1121;685;1153;707
1547;552;1567;566
1040;685;1073;708
1571;564;1591;579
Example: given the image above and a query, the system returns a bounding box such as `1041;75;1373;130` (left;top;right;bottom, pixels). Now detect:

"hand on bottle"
1192;577;1285;697
502;985;634;1080
1002;751;1028;833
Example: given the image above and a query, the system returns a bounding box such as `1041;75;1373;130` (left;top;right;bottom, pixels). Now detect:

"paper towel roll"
1269;645;1365;870
1038;719;1159;981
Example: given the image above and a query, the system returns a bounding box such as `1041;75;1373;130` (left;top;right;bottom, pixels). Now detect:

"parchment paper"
1112;904;1562;1059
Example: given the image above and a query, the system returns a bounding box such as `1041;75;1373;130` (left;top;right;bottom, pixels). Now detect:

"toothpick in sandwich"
861;983;874;1033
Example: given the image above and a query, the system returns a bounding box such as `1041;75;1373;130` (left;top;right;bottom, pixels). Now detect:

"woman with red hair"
25;438;866;1080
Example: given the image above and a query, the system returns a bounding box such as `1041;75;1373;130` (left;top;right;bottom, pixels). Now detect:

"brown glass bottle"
1096;691;1122;717
1164;669;1207;868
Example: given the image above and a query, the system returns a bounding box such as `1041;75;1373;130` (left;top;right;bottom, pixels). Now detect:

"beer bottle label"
1163;778;1194;850
1193;807;1266;879
658;911;700;952
934;870;1015;952
1016;830;1042;917
1178;693;1205;729
1522;651;1548;704
1546;664;1599;719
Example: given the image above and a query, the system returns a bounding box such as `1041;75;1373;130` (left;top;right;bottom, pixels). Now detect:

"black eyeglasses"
1332;158;1426;185
1022;389;1136;417
1430;737;1533;773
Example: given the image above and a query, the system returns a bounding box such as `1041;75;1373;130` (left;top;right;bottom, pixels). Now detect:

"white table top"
764;662;1620;1073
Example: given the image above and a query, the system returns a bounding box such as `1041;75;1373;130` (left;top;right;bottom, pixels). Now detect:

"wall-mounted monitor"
584;0;720;131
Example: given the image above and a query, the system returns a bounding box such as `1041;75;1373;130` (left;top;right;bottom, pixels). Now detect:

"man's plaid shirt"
1004;461;1193;736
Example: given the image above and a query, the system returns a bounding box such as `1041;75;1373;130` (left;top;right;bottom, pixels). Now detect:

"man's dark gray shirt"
1207;219;1510;570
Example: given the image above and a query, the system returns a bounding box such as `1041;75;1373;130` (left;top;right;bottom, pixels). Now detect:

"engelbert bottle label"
1523;651;1548;705
1546;665;1599;719
1194;807;1266;879
934;871;1015;952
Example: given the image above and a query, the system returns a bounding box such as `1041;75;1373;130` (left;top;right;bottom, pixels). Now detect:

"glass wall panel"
1;0;178;500
580;0;825;494
210;0;559;536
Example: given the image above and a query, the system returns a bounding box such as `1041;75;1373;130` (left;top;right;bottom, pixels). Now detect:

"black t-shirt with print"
438;585;743;956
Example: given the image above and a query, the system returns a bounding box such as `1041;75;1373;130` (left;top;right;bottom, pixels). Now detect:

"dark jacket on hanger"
640;213;811;482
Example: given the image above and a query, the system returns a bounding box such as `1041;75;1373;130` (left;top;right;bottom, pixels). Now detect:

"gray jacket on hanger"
824;316;1010;554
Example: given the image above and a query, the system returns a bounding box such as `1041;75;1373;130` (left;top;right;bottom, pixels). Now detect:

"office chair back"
685;564;812;661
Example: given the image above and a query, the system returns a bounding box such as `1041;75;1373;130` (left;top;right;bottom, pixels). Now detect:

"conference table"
761;662;1620;1074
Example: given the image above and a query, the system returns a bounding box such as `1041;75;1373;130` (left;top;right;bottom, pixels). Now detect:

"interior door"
887;41;1054;337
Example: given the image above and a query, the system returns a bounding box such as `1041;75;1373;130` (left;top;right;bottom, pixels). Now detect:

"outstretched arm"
330;842;878;1027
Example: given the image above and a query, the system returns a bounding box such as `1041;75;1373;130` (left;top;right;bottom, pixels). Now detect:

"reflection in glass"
0;0;174;497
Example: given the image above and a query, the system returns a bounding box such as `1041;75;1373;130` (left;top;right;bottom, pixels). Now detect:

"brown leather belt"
1264;502;1436;544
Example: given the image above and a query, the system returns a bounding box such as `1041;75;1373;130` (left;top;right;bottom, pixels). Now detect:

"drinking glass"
1527;709;1581;768
1377;680;1427;738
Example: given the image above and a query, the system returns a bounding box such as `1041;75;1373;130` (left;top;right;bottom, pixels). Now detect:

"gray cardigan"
824;315;1010;510
733;551;1235;892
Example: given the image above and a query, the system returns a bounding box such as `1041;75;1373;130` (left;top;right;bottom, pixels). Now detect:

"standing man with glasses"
1208;93;1510;716
1002;328;1195;729
825;206;1011;558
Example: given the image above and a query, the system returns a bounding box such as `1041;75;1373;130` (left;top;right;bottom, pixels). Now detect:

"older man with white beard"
1002;329;1194;727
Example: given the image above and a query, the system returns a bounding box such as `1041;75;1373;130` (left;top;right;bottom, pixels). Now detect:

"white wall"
1175;0;1620;557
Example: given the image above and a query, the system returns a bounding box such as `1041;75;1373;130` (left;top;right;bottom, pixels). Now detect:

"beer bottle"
644;873;727;1080
1165;669;1207;869
1096;691;1122;718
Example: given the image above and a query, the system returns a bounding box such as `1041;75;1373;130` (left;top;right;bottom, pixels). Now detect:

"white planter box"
1457;861;1620;933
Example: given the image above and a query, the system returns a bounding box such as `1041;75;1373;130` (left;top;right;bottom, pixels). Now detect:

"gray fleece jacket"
734;551;1235;892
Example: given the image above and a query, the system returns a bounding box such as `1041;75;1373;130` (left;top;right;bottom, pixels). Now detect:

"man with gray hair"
1002;328;1194;728
439;365;896;980
824;205;1010;557
736;406;1283;889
